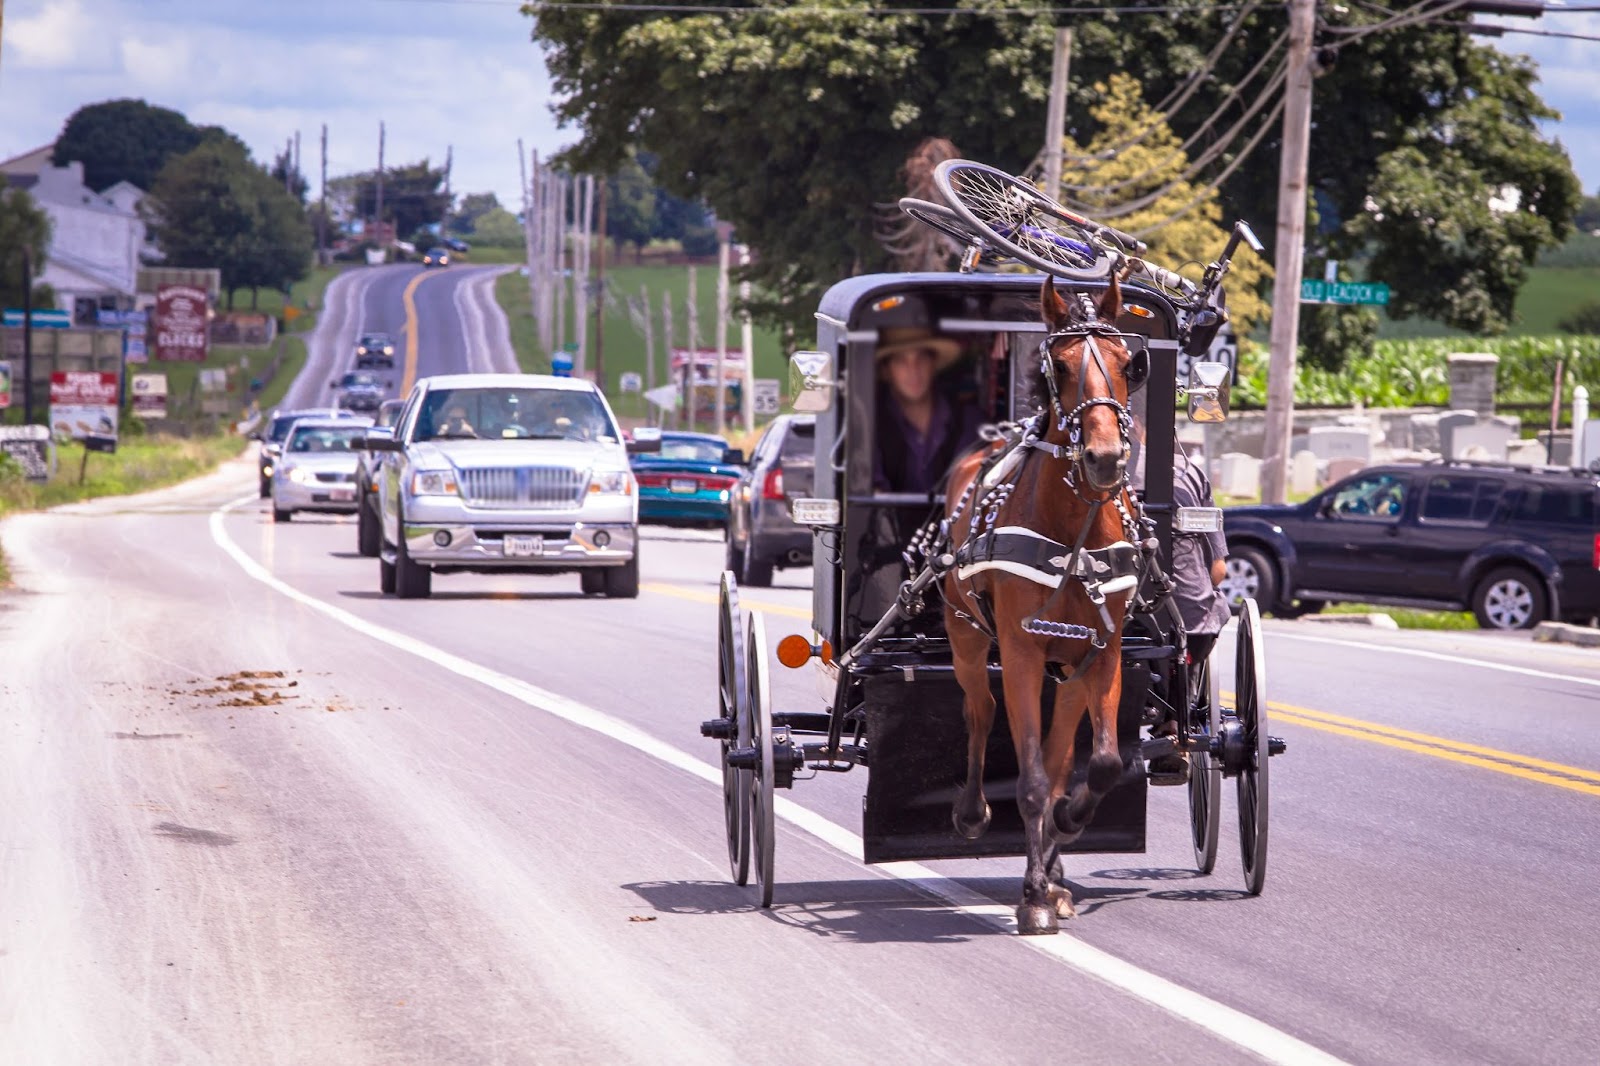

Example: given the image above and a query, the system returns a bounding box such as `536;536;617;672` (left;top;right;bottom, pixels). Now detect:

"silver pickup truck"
363;373;655;599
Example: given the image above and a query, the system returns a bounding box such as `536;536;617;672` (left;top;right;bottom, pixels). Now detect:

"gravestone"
1450;419;1516;461
1217;452;1262;499
1290;450;1320;495
1307;425;1371;464
1436;410;1479;460
1324;456;1366;485
1447;352;1499;414
1504;438;1545;466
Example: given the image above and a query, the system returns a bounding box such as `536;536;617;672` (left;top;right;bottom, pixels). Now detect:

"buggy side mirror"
789;350;835;413
1185;362;1232;424
361;427;400;452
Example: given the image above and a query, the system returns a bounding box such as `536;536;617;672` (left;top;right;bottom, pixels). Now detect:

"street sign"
1300;279;1391;306
619;371;642;393
644;384;680;410
0;425;50;481
3;308;71;329
96;309;147;327
132;373;168;420
154;284;210;362
753;378;781;416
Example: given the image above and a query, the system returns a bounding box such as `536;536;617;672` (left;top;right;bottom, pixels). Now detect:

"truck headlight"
383;345;394;355
588;470;634;496
411;470;460;496
287;466;319;485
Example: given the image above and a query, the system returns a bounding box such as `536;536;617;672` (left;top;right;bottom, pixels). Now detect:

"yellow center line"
400;269;436;395
642;580;812;620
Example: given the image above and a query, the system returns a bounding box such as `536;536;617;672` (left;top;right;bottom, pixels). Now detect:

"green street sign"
1300;279;1391;306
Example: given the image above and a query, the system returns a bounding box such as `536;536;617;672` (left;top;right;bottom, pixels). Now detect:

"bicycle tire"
933;159;1117;280
897;197;997;260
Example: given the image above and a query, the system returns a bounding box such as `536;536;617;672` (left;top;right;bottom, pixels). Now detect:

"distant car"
421;246;451;268
356;399;406;557
442;237;470;253
355;332;396;370
631;431;745;527
725;414;815;587
256;406;362;497
271;417;374;523
1222;460;1600;630
332;370;386;414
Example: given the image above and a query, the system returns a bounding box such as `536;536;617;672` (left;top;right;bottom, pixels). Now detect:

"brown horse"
941;274;1142;935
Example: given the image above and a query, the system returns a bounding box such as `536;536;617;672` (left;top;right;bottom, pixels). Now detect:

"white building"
1;146;148;322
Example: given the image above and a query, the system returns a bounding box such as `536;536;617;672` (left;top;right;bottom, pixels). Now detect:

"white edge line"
1270;629;1600;690
209;494;1347;1066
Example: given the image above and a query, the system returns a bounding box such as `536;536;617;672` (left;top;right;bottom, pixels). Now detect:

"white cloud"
8;0;111;70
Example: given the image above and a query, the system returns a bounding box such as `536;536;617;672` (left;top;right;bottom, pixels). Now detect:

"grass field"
1379;263;1600;339
1321;603;1479;630
493;260;791;428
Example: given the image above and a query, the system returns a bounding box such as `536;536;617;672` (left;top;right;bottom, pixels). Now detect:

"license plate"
670;478;698;494
328;487;355;501
504;534;544;557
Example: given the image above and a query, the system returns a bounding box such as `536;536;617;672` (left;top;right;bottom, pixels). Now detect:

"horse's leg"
997;638;1056;935
1044;678;1092;842
947;611;996;840
1050;649;1127;840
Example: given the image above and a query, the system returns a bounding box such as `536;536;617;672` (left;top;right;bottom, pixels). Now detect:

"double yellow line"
643;581;1600;799
399;269;435;395
1230;693;1600;798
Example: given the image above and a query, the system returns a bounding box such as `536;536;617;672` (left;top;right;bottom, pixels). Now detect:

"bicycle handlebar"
1131;258;1197;298
1097;224;1148;256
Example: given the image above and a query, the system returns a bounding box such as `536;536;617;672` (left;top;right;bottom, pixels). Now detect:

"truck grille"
314;471;354;484
459;466;587;509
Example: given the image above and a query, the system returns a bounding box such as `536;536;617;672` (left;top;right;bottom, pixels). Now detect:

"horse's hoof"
1016;903;1060;936
1088;752;1124;793
1049;885;1077;920
953;801;992;841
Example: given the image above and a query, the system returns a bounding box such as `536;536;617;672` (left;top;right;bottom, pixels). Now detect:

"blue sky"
1;1;1597;212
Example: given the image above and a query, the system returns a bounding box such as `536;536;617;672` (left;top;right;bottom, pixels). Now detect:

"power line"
389;0;1253;13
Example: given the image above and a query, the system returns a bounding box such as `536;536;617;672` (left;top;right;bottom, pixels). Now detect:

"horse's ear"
1097;270;1122;323
1042;276;1072;331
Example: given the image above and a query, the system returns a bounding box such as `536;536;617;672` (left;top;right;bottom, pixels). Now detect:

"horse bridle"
1034;313;1146;494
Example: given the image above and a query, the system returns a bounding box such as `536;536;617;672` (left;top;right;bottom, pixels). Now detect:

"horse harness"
908;314;1160;681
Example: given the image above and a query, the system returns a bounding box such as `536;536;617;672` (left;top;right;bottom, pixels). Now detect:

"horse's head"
1039;274;1144;493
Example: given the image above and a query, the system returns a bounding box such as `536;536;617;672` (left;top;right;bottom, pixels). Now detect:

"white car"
271;417;374;523
365;374;657;598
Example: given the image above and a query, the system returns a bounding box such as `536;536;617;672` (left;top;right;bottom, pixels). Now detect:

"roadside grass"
490;259;790;427
456;245;526;265
1319;603;1479;630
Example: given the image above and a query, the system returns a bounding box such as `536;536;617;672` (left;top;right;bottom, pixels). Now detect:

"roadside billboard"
49;371;119;441
0;360;10;409
154;284;210;362
131;373;168;420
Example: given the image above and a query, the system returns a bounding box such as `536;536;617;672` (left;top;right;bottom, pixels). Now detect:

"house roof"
0;144;54;177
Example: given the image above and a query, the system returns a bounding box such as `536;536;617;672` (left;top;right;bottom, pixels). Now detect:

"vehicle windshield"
358;335;390;349
375;402;403;428
286;425;367;453
652;436;728;463
270;412;327;442
341;373;380;388
416;387;618;443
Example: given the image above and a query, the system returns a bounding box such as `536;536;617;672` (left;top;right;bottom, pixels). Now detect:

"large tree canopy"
343;160;451;238
527;0;1579;336
52;98;243;192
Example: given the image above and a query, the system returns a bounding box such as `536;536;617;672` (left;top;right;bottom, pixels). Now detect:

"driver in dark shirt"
872;326;981;494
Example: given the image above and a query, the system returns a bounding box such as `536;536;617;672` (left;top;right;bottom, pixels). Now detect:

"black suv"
1223;461;1599;630
726;414;815;587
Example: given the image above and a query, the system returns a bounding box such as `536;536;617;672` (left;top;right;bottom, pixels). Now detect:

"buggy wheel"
1235;598;1270;895
897;197;998;262
717;572;751;886
747;610;776;908
1188;647;1222;875
933;159;1117;279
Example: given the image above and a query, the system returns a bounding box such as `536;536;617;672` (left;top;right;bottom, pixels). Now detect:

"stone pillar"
1447;352;1499;414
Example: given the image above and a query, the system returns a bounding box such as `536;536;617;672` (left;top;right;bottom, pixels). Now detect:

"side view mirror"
789;350;835;413
1185;362;1232;423
722;448;746;466
361;427;400;452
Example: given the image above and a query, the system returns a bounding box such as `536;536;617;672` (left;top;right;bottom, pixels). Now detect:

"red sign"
49;371;120;440
154;283;210;362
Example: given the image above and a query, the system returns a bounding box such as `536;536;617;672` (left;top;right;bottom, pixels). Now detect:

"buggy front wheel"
717;572;751;885
1234;599;1270;895
747;610;776;908
1188;647;1222;875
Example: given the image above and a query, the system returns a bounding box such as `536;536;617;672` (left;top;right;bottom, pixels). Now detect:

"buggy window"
1514;485;1596;527
1421;476;1504;525
1327;473;1407;520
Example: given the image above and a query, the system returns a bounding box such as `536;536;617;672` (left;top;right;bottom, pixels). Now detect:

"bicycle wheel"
933;159;1118;280
897;197;998;262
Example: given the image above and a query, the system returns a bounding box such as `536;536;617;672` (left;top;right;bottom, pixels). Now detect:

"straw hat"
875;326;964;372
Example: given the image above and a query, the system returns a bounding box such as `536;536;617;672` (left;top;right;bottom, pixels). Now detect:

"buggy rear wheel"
933;159;1117;280
1234;599;1270;895
747;610;776;908
717;572;751;886
1188;647;1222;875
897;197;998;262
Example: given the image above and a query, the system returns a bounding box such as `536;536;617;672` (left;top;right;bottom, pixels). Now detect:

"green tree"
269;148;310;205
1060;73;1271;337
143;141;311;308
53;99;205;191
0;188;55;308
528;1;1577;335
472;207;524;247
606;154;658;260
346;160;451;237
1573;193;1600;234
451;192;502;235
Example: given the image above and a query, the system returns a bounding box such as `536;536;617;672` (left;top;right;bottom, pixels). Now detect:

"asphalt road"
2;270;1597;1065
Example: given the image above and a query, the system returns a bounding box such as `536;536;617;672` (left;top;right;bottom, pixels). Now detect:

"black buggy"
701;162;1284;911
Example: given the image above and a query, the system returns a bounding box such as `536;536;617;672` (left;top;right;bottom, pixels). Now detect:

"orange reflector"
1125;303;1154;318
819;640;834;665
776;634;813;669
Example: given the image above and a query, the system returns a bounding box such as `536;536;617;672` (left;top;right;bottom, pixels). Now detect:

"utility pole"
318;124;328;265
375;121;386;252
686;265;700;433
21;245;35;425
739;244;754;435
595;178;608;390
293;130;301;195
1260;0;1316;505
1042;27;1073;200
715;231;730;436
662;291;675;429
